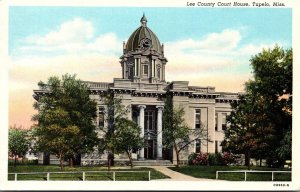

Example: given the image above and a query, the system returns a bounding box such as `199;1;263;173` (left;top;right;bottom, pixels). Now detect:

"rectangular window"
222;113;227;130
143;65;149;75
157;67;160;78
195;139;201;153
98;107;105;127
195;109;201;129
145;111;155;130
215;141;218;154
215;113;218;131
128;67;133;78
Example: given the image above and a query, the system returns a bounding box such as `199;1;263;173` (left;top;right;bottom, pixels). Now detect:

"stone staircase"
133;160;173;166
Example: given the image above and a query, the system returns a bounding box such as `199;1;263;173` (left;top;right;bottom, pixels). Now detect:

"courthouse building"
34;14;239;165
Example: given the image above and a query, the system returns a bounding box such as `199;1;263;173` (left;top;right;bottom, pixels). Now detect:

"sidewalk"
145;166;216;181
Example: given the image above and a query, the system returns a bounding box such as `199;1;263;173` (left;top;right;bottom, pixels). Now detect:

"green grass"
8;165;170;181
169;166;291;181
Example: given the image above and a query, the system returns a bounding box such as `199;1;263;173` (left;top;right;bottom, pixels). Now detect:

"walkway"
145;166;216;181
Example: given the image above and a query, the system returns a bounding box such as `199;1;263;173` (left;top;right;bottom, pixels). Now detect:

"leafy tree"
222;94;274;169
248;46;292;166
8;126;30;167
222;46;292;168
276;129;292;160
100;93;143;168
113;117;143;168
98;93;127;154
32;74;98;169
163;95;209;167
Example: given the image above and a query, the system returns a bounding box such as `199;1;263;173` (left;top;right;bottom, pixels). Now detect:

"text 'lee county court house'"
34;14;239;165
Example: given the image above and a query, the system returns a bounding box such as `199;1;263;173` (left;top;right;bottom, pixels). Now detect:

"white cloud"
238;43;279;56
25;18;94;46
17;18;120;55
166;29;242;55
86;33;120;54
164;29;282;75
195;29;241;51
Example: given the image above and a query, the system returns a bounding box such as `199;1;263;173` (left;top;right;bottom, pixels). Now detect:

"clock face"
140;38;151;49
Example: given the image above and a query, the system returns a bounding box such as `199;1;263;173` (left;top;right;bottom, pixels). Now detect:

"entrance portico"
134;104;163;160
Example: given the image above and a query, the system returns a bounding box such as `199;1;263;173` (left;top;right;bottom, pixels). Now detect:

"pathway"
144;166;217;181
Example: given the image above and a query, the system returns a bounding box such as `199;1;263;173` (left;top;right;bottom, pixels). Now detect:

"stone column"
162;64;165;81
151;59;154;78
134;59;137;76
123;63;126;79
153;59;156;77
136;58;139;77
138;105;146;160
156;106;163;159
139;58;142;76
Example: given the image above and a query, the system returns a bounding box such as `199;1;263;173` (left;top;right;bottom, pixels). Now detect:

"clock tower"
120;14;168;83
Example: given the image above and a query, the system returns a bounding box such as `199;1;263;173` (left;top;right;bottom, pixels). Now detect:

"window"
99;107;105;127
145;111;155;130
127;67;133;78
157;67;160;79
222;113;227;130
143;65;149;75
215;113;218;131
195;139;201;153
132;111;138;124
195;109;201;129
215;141;218;154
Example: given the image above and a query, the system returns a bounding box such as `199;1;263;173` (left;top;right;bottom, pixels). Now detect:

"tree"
222;94;275;169
222;46;292;168
100;93;143;168
32;74;98;169
8;126;29;168
163;95;209;167
113;117;143;168
248;46;292;166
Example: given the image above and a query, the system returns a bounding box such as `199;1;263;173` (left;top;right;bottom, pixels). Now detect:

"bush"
188;153;197;165
208;153;223;165
8;159;38;166
188;152;208;165
189;152;236;166
221;152;236;165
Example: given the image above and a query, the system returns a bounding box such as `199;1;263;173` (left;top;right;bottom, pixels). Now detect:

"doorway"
144;140;154;159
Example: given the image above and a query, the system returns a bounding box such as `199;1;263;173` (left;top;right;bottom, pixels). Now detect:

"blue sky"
8;6;292;128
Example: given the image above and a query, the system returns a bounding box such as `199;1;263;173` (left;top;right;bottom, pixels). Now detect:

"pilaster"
156;106;163;159
138;105;146;160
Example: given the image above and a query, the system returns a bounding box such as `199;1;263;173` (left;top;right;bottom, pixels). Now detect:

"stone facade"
34;14;239;165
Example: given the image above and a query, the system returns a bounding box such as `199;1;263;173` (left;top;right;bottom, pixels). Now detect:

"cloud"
24;18;94;46
164;29;282;78
166;29;242;55
16;18;121;56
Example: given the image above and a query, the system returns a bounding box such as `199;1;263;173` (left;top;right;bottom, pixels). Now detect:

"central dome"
125;14;162;53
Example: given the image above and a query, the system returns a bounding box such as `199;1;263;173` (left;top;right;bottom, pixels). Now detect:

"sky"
8;6;292;129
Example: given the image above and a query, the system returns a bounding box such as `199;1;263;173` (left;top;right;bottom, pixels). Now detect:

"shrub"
188;153;197;165
189;152;236;166
188;152;208;165
208;153;223;165
221;152;236;165
8;159;38;166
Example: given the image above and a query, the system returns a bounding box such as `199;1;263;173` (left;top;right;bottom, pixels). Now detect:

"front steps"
133;160;173;166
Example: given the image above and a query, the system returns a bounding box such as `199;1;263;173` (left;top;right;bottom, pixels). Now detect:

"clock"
140;38;151;49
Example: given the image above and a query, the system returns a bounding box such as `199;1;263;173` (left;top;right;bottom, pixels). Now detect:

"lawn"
169;166;291;181
8;165;170;181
